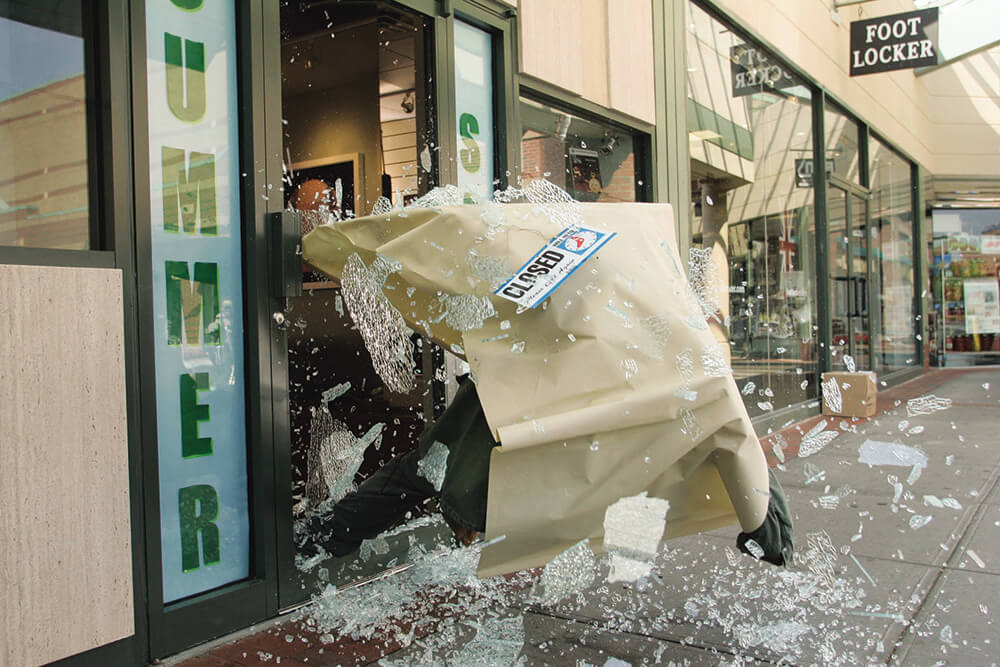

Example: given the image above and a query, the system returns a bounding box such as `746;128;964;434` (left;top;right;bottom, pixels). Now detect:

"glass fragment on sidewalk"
538;539;597;605
798;420;839;457
858;440;928;469
602;492;669;583
905;394;952;417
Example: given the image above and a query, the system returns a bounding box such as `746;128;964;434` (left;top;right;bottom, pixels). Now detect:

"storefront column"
652;0;691;253
913;163;929;369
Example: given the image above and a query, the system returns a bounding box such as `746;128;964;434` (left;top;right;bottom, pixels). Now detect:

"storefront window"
870;137;917;372
687;2;818;417
519;96;643;202
454;20;494;198
145;0;250;603
0;2;91;249
824;104;861;185
930;208;1000;364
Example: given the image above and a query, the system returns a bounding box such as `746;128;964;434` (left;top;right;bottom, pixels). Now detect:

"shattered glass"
416;440;449;492
493;178;583;230
798;420;839;457
441;293;496;332
857;440;928;468
538;539;597;605
701;343;731;377
678;407;703;441
635;316;672;360
602;493;670;561
339;253;416;393
305;412;385;508
687;246;720;320
821;375;842;413
467;250;514;290
905;394;953;417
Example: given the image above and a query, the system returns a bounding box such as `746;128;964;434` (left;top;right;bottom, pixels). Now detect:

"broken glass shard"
417;440;449;492
798;420;839;457
340;253;415;393
906;394;952;417
371;197;392;215
743;539;765;559
321;381;351;403
442;294;495;332
701;343;731;376
821;376;842;414
636;315;671;360
603;492;669;560
687;247;720;319
679;407;703;441
858;440;928;468
539;539;597;605
467;251;513;290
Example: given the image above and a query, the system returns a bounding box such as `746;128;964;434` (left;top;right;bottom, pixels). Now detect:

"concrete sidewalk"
172;368;1000;666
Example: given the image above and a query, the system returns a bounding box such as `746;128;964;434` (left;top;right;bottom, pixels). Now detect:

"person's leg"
316;447;437;556
307;376;496;558
736;467;794;566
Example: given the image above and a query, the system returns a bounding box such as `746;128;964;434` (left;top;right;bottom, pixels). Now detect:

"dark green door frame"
435;0;519;190
262;0;520;612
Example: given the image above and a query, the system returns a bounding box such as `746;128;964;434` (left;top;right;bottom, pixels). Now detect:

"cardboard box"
821;371;877;418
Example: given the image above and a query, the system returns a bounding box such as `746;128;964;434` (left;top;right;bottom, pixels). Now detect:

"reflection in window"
687;2;818;417
870;137;917;372
519;97;643;203
824;105;861;185
0;2;90;249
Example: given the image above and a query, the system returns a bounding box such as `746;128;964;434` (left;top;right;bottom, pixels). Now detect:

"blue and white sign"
145;0;250;604
495;225;616;309
454;20;494;199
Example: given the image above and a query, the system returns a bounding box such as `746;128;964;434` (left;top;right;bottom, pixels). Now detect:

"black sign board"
795;158;835;188
850;8;939;76
730;45;796;98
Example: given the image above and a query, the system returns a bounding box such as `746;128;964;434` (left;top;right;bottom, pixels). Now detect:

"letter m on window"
162;146;217;235
166;261;220;346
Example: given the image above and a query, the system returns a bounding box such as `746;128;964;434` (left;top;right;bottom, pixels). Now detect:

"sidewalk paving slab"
890;569;999;666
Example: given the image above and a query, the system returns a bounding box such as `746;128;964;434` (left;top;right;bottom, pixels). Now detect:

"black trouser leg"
319;447;437;556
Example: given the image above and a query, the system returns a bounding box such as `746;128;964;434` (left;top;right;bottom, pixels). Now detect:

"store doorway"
272;0;449;610
828;184;874;371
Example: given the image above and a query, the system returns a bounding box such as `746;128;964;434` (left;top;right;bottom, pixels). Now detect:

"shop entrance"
270;0;452;611
828;183;875;370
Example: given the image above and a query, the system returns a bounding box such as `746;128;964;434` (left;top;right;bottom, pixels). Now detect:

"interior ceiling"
281;5;416;100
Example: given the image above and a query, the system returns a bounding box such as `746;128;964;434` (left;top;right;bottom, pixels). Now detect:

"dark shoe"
442;509;479;546
737;468;793;566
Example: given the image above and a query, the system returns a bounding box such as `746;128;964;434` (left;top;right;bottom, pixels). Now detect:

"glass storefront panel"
823;104;861;185
687;2;818;417
454;20;494;198
145;0;250;603
870;136;917;372
279;2;449;597
519;97;642;202
930;208;1000;364
0;1;91;249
